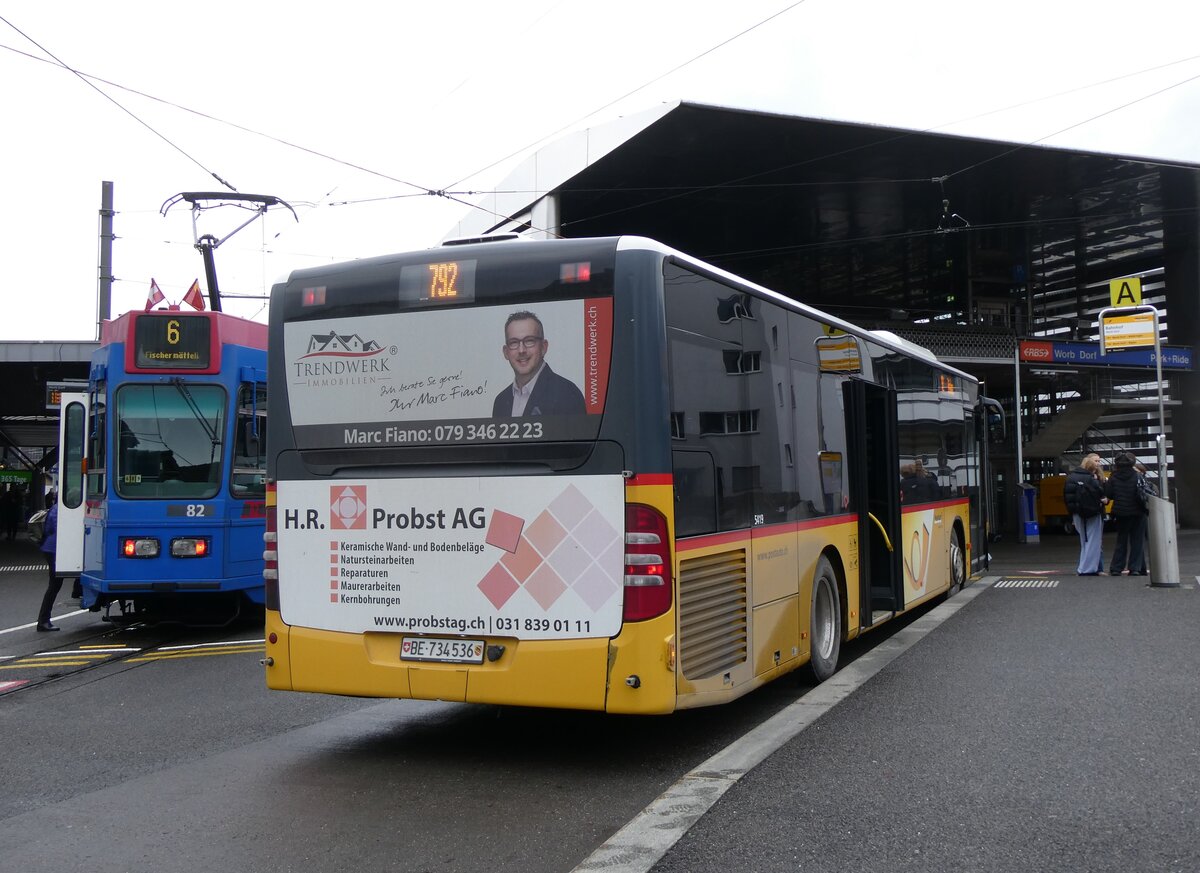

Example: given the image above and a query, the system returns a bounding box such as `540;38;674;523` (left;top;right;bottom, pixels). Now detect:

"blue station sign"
1019;340;1192;370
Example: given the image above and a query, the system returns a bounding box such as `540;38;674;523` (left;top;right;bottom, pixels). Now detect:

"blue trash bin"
1017;483;1040;543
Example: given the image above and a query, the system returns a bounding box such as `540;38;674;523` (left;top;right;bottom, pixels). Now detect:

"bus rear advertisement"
263;236;984;713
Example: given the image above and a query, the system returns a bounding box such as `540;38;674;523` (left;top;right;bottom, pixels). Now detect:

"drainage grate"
0;565;48;573
994;578;1060;588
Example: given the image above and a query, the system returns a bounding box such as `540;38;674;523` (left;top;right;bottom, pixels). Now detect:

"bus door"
844;379;901;625
973;397;1004;570
56;392;89;580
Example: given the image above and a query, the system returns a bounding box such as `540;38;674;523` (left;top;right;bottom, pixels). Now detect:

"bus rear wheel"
948;525;967;595
807;555;841;683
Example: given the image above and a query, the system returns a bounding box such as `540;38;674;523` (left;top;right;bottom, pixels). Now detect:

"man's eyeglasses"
505;336;544;350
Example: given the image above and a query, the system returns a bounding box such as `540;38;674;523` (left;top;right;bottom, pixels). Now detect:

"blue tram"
60;309;267;621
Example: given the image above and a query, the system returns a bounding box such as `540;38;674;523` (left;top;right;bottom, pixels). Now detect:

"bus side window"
672;451;717;537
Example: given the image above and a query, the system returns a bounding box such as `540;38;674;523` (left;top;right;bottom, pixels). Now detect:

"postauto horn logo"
330;485;368;530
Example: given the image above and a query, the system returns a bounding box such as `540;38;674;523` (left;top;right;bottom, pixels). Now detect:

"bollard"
1146;494;1179;588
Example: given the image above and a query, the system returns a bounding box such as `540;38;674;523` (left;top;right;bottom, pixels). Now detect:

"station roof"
0;340;96;459
447;100;1195;330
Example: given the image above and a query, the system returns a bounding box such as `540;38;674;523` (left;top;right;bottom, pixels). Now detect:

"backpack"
1077;483;1103;518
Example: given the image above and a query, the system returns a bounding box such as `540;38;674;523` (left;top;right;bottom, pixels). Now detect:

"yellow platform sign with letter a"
1109;277;1141;307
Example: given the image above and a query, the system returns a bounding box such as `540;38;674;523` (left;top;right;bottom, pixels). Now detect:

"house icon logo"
301;332;388;359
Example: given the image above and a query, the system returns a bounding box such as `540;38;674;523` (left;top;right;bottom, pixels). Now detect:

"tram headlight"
121;537;160;558
170;537;210;557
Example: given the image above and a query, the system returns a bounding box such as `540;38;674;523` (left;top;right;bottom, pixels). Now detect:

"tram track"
0;619;263;697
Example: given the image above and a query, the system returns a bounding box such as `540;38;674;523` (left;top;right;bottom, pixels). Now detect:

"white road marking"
0;609;90;637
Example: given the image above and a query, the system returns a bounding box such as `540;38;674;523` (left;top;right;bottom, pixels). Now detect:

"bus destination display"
134;314;211;369
399;260;477;305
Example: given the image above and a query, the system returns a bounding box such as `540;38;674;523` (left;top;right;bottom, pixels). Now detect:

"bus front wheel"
807;555;841;683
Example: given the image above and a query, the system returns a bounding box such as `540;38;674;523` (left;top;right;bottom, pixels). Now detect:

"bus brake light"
622;504;673;622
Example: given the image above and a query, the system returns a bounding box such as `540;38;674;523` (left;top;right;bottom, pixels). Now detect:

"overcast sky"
3;1;1198;342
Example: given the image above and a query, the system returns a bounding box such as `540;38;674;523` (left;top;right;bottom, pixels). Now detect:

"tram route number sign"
134;314;212;369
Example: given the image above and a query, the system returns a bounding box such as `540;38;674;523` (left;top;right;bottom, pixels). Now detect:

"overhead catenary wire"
3;11;1198;269
0;16;237;193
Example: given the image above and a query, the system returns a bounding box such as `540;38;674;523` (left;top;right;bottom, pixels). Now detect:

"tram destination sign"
133;314;212;369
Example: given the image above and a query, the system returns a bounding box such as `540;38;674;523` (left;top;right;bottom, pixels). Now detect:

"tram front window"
115;383;226;499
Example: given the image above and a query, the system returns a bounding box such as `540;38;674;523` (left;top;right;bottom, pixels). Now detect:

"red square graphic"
330;485;368;530
330;579;338;590
501;535;543;583
330;540;338;550
330;593;338;602
486;509;525;554
478;563;520;609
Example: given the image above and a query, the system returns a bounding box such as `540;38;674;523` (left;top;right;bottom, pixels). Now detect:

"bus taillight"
263;481;280;610
623;503;673;622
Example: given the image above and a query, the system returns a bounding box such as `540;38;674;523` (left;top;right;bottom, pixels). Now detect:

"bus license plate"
401;637;485;664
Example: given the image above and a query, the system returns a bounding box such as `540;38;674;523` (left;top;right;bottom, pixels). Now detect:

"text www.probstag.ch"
373;614;485;633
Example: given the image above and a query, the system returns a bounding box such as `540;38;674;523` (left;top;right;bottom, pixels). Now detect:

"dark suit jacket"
492;364;585;417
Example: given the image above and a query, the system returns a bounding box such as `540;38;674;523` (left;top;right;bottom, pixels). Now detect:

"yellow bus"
262;236;986;713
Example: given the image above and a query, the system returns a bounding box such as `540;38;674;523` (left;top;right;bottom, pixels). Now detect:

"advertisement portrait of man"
491;310;584;417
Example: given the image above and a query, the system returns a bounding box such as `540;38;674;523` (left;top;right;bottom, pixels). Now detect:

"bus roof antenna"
161;192;298;312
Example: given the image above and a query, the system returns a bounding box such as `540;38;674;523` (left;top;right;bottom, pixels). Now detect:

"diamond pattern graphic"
525;563;568;610
549;484;591;529
526;510;568;556
478;563;520;609
573;508;619;558
474;482;622;614
500;535;543;583
548;535;592;582
573;560;620;611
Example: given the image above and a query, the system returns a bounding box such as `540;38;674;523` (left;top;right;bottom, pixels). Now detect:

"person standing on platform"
1133;462;1157;575
1105;453;1148;576
1063;453;1105;576
35;492;63;631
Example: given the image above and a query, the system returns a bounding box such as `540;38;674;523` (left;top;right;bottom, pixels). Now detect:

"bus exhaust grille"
679;549;748;681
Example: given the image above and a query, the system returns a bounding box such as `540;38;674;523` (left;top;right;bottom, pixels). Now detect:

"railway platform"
641;528;1200;872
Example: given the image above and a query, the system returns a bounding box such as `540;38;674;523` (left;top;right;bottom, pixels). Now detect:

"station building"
446;101;1200;532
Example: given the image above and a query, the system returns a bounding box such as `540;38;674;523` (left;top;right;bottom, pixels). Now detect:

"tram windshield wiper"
171;377;220;455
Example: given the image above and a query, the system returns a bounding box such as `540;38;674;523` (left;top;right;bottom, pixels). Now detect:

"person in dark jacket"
35;492;63;631
491;311;585;417
1133;462;1158;575
1063;453;1105;575
1104;453;1147;576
